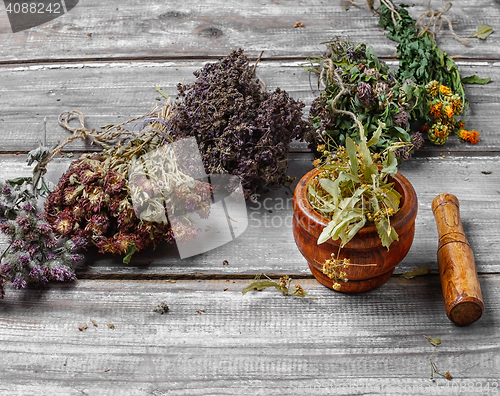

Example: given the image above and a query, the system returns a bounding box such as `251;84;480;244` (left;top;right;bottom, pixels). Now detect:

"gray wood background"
0;0;499;394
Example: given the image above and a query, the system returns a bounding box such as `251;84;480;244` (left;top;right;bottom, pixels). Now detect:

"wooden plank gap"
74;272;317;281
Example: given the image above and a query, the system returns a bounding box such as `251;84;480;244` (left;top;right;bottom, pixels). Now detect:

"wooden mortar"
432;193;484;326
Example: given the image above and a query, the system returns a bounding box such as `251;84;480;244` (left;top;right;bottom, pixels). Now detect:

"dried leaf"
345;137;358;176
471;25;493;40
318;220;336;245
122;243;137;264
381;150;398;176
424;335;441;346
462;75;491;84
318;178;339;204
375;217;399;250
242;274;315;299
153;302;169;314
242;280;286;295
365;122;383;148
291;285;317;299
402;266;431;279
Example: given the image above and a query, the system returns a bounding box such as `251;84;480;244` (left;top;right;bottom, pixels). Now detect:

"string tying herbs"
415;1;469;45
44;103;212;263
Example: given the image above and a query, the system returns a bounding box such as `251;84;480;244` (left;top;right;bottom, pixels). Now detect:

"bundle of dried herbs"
306;39;423;158
0;157;84;298
44;118;212;263
377;1;484;144
170;49;309;198
308;1;487;151
378;2;465;106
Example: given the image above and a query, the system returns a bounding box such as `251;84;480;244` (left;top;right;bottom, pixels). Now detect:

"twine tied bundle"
31;105;169;190
349;0;469;45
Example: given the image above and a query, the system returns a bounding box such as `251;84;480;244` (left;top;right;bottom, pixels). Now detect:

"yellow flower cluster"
424;80;470;145
322;257;350;282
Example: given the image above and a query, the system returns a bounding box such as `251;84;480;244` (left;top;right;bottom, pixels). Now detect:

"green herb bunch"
308;123;407;251
377;1;488;146
378;3;466;111
306;39;423;158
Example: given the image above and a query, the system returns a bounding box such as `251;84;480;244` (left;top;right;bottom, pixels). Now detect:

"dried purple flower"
185;195;201;213
11;239;24;251
29;266;42;280
0;221;14;236
66;237;88;252
0;263;11;274
46;252;58;261
26;244;37;257
38;222;53;236
171;49;308;198
54;211;74;236
18;254;30;269
104;170;125;196
44;237;58;249
16;215;31;231
394;108;409;129
85;213;109;236
69;254;85;263
356;82;375;108
50;266;76;282
22;202;35;212
12;277;27;290
2;184;11;195
411;131;424;150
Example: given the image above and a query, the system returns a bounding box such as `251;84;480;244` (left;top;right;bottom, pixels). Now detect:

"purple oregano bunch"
0;179;84;298
171;49;310;198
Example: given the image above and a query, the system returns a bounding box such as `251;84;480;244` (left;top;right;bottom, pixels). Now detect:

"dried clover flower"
45;129;212;262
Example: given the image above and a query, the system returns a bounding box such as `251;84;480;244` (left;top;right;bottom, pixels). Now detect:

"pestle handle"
432;194;484;326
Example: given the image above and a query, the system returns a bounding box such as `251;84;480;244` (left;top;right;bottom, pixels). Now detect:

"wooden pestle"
432;194;484;326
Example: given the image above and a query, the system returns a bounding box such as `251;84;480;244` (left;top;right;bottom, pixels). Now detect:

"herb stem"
0;243;12;262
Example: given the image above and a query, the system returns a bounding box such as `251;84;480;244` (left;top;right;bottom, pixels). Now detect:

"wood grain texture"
0;277;498;395
0;1;499;394
1;154;499;277
0;60;498;153
0;0;499;62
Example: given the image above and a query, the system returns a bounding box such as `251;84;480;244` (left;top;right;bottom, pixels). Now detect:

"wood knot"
197;27;223;38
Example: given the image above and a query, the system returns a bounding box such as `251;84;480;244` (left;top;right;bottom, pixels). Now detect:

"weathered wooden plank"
1;153;499;277
0;276;498;395
0;60;498;153
0;0;498;62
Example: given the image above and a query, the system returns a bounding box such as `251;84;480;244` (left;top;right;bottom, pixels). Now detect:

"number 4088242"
6;2;62;14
